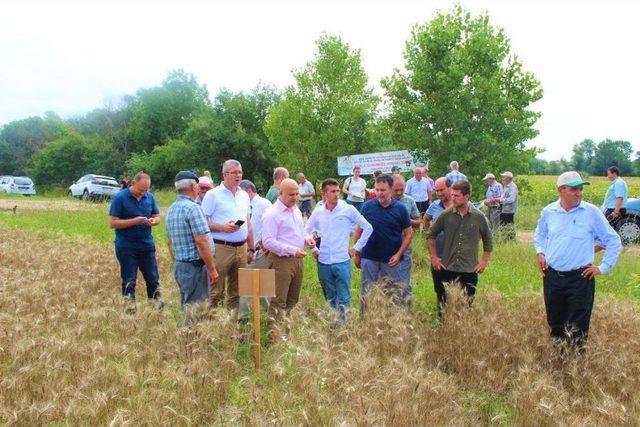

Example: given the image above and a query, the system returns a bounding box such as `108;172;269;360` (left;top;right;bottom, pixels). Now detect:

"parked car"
68;174;120;201
0;176;36;196
613;197;640;244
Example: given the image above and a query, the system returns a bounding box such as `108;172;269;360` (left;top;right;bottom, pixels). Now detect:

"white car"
68;174;120;201
0;176;36;196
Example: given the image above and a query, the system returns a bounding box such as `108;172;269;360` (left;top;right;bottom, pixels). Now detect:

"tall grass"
2;226;640;424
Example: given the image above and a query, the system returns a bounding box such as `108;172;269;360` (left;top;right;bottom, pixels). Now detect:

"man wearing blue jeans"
354;174;413;311
305;178;372;322
109;172;161;313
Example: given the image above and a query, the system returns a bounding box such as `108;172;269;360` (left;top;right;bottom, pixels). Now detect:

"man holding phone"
201;159;254;313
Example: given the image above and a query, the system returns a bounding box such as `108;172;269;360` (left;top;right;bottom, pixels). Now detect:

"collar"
452;201;473;215
275;198;296;212
127;188;147;200
551;200;586;213
176;194;194;202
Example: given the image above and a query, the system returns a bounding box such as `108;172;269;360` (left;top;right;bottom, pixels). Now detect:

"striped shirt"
166;195;210;262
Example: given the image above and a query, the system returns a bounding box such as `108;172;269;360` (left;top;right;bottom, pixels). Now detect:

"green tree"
590;139;633;175
571;139;596;172
382;7;542;185
264;34;379;182
125;69;211;154
30;131;100;186
0;115;67;175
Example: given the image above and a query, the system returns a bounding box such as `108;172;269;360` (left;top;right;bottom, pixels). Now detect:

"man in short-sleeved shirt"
445;161;467;185
355;174;413;309
602;166;628;226
108;172;161;312
427;180;492;311
166;171;219;318
266;167;289;204
201;159;254;311
296;172;315;218
406;166;433;214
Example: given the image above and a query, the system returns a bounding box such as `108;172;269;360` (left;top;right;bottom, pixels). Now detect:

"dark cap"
175;170;199;183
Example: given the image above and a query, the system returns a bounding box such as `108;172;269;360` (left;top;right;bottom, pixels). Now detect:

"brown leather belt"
213;239;246;247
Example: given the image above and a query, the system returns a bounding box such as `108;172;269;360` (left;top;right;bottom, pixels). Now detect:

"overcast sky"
1;0;638;160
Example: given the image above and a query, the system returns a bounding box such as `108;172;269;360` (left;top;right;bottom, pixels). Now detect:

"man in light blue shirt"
602;165;628;226
445;161;467;185
305;178;373;322
405;166;434;214
534;171;621;349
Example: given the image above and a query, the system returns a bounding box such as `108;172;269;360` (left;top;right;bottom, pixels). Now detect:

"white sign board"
337;150;416;176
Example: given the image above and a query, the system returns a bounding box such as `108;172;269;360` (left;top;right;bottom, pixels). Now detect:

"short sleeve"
109;194;123;217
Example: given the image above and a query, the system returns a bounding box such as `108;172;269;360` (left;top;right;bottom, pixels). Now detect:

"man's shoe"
123;296;137;315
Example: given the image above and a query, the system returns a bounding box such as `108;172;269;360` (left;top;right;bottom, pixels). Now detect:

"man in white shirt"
405;166;434;215
305;178;373;322
201;160;254;312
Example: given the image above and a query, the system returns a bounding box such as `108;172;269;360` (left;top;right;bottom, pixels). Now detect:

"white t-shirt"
299;180;315;201
345;177;367;202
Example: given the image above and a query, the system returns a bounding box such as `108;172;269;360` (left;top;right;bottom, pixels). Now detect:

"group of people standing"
108;160;624;350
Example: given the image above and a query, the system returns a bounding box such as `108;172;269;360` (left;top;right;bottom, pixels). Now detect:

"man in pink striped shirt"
262;178;316;339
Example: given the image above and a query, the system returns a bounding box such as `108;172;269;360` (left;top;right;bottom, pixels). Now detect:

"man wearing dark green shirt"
266;166;289;204
426;180;493;310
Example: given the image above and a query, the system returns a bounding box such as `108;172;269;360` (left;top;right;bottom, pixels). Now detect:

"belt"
548;266;584;277
213;239;246;247
178;259;205;267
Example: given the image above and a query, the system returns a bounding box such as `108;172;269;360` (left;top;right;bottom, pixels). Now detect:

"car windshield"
14;178;33;185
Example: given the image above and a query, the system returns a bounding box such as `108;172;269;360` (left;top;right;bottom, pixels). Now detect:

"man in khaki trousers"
261;178;315;339
201;160;254;312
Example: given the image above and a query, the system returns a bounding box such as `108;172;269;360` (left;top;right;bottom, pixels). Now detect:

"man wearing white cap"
499;171;518;239
195;176;214;206
482;173;503;230
534;171;621;350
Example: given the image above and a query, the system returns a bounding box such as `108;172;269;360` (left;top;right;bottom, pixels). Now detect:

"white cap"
556;171;590;188
482;173;495;181
500;171;514;179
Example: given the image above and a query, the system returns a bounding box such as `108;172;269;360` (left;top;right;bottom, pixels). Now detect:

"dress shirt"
485;182;503;207
405;177;433;202
305;200;373;264
603;177;628;209
262;199;309;256
166;195;210;261
201;183;250;242
250;195;272;245
500;181;518;214
534;200;621;274
445;170;467;185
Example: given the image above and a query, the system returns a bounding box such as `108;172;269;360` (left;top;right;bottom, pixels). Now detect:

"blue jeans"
317;260;351;321
345;199;363;212
115;246;160;300
360;258;409;311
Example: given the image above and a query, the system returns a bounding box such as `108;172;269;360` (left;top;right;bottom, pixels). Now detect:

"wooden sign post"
239;268;275;369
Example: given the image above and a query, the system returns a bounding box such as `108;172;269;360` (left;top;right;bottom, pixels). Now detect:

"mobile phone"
234;219;245;226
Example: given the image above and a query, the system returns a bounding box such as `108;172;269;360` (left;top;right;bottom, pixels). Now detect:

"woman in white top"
342;166;367;212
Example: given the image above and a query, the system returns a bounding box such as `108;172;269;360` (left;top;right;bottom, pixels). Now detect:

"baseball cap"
557;171;590;188
500;171;514;179
482;173;495;181
198;176;214;189
175;171;199;183
391;165;401;172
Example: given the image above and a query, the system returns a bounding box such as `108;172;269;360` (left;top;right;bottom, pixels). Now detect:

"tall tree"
382;7;542;182
264;34;379;182
590;139;633;175
0;115;67;175
125;69;211;154
571;139;596;172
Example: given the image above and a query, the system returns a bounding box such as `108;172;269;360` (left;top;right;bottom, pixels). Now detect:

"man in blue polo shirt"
602;165;628;226
354;174;413;309
109;172;161;313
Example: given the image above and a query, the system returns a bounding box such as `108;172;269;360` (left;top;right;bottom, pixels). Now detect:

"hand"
312;250;319;259
136;216;151;226
388;253;402;267
612;210;621;218
483;200;490;206
430;256;444;271
294;249;307;258
348;247;358;258
221;221;240;233
305;237;316;249
594;245;604;253
581;264;601;279
208;267;219;285
148;217;159;226
354;253;361;269
537;253;548;276
474;259;489;273
246;250;254;264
